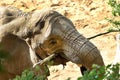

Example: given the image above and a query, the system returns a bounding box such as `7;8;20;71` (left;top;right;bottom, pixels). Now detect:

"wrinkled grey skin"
36;9;104;69
0;6;104;79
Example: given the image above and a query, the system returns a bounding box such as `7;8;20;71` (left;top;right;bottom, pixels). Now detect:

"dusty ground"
0;0;119;80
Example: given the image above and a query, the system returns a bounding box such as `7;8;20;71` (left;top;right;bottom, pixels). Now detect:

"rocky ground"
0;0;119;80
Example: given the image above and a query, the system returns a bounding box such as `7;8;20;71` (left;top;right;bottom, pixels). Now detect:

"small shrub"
78;64;120;80
13;66;47;80
107;0;120;31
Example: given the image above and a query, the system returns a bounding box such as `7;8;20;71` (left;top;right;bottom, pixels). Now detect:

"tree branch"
87;30;120;40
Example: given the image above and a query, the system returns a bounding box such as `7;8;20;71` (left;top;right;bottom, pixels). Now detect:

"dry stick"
33;54;56;68
25;38;57;68
33;30;120;68
25;39;57;68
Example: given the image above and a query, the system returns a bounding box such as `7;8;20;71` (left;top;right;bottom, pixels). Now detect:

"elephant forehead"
43;35;64;45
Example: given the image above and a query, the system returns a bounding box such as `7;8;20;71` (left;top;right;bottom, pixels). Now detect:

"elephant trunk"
62;28;104;69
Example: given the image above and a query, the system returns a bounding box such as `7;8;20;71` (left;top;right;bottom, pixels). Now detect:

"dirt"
0;0;119;80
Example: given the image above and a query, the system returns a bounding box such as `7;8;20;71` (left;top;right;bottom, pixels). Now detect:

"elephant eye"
6;13;13;16
39;21;45;29
35;20;45;30
49;39;57;45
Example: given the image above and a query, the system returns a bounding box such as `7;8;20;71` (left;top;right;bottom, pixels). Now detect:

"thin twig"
87;30;120;40
25;38;57;68
33;54;56;68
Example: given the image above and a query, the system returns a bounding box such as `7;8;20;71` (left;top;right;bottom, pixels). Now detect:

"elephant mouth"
35;44;63;59
34;34;66;59
35;46;69;65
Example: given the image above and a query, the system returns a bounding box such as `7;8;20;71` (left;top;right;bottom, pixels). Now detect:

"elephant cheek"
35;48;48;59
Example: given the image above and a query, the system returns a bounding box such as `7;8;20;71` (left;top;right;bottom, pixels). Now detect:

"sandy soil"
0;0;119;80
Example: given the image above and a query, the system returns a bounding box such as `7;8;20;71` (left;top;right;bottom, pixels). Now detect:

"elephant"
0;6;104;79
35;9;105;73
0;6;49;80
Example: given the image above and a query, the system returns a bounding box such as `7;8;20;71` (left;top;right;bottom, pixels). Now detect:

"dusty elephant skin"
0;6;49;80
0;6;104;79
34;9;105;70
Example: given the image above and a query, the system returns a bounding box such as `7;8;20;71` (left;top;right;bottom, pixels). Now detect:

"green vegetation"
13;69;46;80
78;64;120;80
12;64;120;80
13;66;47;80
107;0;120;31
108;0;120;16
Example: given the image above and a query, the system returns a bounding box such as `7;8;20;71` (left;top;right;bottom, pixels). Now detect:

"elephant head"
26;9;105;74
